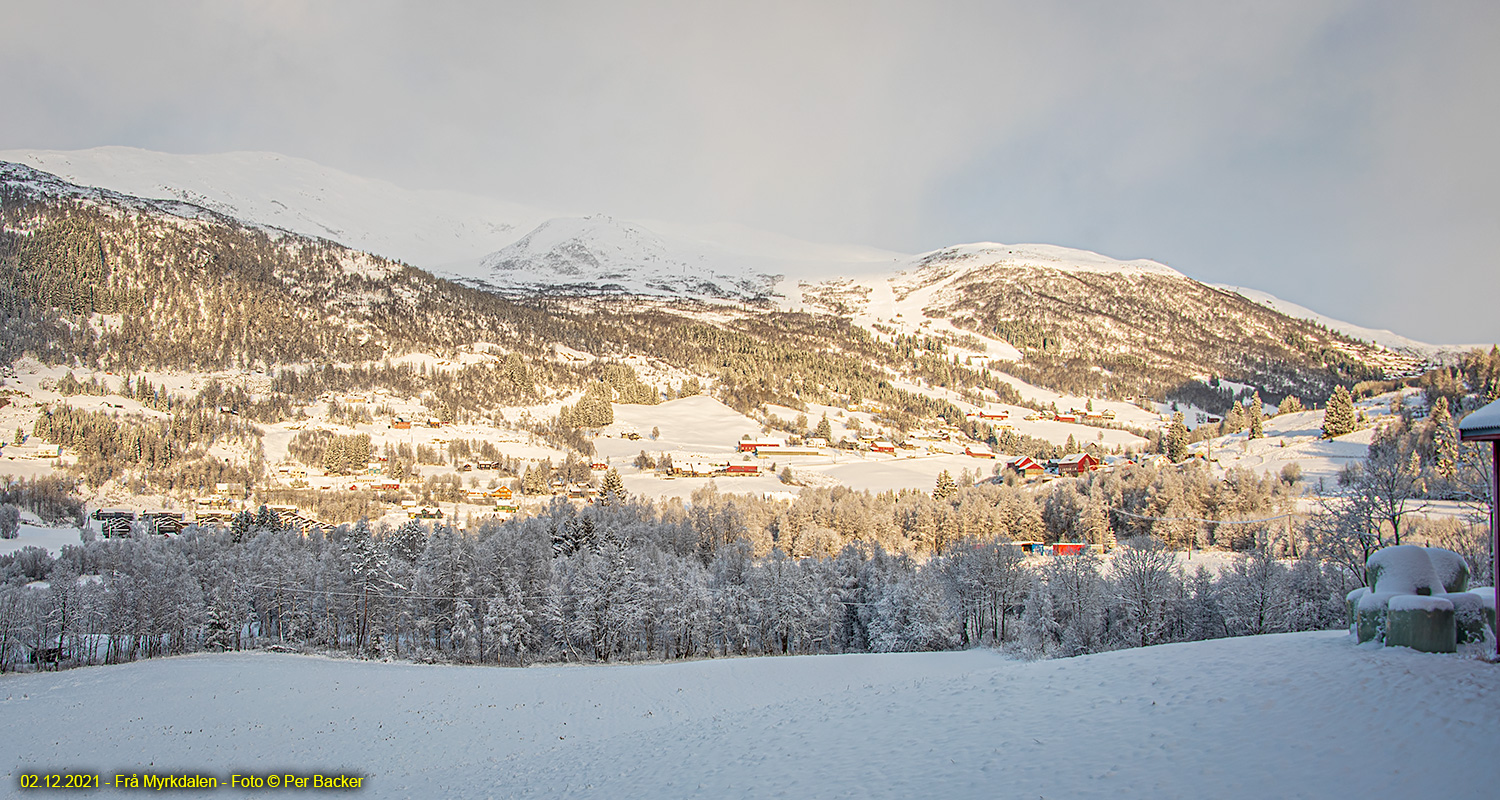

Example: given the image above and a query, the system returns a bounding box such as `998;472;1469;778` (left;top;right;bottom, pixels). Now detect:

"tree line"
0;497;1352;672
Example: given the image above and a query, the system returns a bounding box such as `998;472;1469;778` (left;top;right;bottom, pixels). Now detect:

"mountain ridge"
1;146;1472;356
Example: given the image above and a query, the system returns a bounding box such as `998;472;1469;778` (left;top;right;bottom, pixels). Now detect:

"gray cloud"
2;0;1495;343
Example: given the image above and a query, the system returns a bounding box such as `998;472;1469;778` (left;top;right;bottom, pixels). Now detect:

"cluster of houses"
1006;452;1103;478
671;461;763;478
89;504;334;536
737;435;902;456
388;416;444;430
1020;408;1117;424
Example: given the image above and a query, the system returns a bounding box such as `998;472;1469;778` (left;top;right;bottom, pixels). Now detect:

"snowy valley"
1;147;1498;798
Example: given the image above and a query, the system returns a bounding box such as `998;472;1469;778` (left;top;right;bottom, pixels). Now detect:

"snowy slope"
3;632;1496;798
0;147;548;268
780;241;1185;359
1216;284;1489;355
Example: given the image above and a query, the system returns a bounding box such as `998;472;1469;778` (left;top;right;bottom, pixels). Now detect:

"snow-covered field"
2;632;1495;798
0;522;83;557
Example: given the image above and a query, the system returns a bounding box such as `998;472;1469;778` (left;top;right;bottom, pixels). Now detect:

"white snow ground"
0;522;83;557
2;632;1495;798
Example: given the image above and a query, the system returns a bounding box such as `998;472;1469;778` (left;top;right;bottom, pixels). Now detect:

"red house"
723;463;760;476
1057;452;1101;476
1009;456;1045;477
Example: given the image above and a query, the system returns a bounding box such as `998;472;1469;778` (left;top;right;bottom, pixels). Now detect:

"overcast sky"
3;1;1497;344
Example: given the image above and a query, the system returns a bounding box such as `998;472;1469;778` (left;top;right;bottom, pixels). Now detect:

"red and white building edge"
1458;396;1500;659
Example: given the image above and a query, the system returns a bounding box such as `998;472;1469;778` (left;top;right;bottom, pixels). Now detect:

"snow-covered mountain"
782;242;1186;353
0;146;548;268
0;146;901;303
1;146;1483;358
454;214;895;302
1213;284;1480;357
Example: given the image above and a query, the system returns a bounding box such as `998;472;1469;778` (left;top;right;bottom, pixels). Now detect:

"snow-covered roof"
1458;398;1500;441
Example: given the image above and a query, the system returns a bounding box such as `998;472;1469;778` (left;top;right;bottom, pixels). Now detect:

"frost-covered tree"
815;414;833;443
1166;412;1189;462
1321;385;1356;439
1247;392;1264;440
599;468;626;506
387;519;427;563
0;505;19;539
1427;397;1458;481
1113;535;1180;647
933;470;957;500
1218;548;1288;636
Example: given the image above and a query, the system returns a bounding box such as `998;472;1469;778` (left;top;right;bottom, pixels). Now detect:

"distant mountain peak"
471;215;783;302
912;242;1183;277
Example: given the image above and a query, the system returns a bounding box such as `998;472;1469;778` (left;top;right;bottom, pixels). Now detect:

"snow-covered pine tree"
1321;385;1356;439
599;468;625;505
933;470;957;500
815;414;834;443
388;519;427;563
1428;396;1458;480
1166;412;1189;462
1247;392;1264;440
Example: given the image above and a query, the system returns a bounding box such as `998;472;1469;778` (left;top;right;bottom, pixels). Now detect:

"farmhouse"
739;438;784;453
964;443;996;459
870;440;896;454
673;462;720;477
1008;455;1045;478
1056;452;1101;476
723;463;761;477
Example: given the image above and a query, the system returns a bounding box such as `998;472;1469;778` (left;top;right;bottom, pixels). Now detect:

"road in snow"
3;631;1496;798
